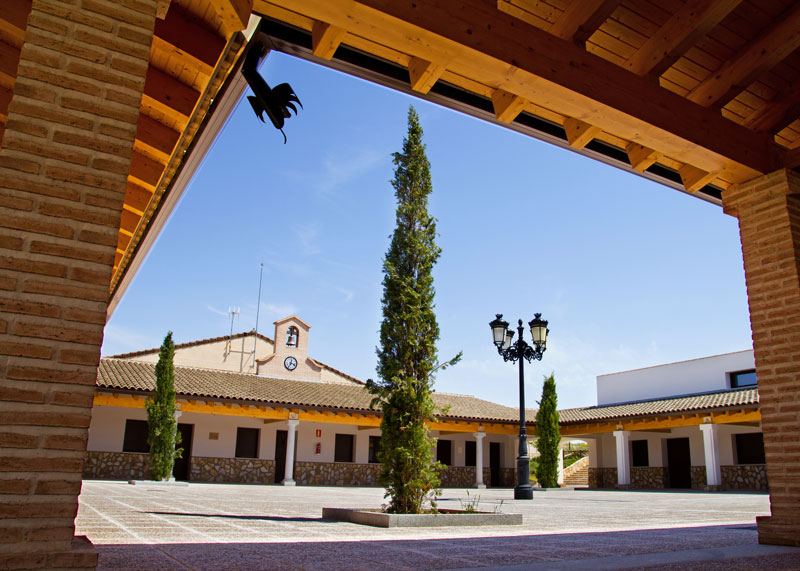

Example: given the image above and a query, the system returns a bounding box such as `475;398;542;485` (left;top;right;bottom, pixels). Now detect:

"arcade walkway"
76;481;800;569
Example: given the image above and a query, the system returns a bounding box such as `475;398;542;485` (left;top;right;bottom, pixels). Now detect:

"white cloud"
101;325;155;356
295;224;321;255
336;287;354;303
206;304;229;317
316;148;385;196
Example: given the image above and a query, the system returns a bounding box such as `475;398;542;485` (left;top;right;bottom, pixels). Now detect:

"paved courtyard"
76;481;800;570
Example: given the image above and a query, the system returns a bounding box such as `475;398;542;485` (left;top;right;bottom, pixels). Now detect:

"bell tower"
256;315;322;380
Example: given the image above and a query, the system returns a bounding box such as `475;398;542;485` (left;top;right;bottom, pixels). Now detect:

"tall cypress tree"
146;331;182;481
367;106;460;514
535;373;561;488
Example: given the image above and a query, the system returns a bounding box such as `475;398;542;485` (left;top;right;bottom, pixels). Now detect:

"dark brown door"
490;442;501;487
667;438;692;489
274;430;287;483
172;424;193;481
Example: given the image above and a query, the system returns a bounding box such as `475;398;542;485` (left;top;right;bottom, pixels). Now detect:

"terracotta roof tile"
96;359;519;422
558;388;759;424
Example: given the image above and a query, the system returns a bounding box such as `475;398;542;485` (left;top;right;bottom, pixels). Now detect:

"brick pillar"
0;0;157;568
722;169;800;547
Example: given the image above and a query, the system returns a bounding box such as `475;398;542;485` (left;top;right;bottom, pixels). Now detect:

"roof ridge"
107;330;274;359
590;386;757;410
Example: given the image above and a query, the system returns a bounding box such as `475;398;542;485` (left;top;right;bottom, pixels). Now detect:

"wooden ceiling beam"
142;67;201;121
549;0;622;46
210;0;253;37
741;80;800;135
311;20;346;60
679;163;717;193
135;113;180;158
492;88;526;123
626;142;661;172
0;40;21;84
0;0;31;46
153;7;226;77
624;0;743;78
563;118;600;149
408;56;445;94
687;2;800;108
278;0;776;179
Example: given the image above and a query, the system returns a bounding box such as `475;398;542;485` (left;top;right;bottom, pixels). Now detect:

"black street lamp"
489;313;549;500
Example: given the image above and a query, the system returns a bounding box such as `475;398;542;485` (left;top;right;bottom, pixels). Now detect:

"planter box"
322;507;522;528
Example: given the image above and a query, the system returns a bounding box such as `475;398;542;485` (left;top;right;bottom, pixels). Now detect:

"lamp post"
489;313;549;500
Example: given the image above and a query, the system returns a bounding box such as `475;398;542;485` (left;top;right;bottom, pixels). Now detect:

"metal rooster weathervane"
241;42;302;143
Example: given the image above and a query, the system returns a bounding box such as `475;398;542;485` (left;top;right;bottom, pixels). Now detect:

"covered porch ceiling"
6;1;796;311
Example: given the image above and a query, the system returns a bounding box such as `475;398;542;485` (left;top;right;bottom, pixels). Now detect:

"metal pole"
515;320;533;499
252;263;263;370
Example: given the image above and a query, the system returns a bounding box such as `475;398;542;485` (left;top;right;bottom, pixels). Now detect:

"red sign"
315;429;322;437
315;442;321;455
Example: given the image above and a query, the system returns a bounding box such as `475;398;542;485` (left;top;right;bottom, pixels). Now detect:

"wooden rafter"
153;7;226;77
624;0;744;78
123;181;154;215
550;0;622;45
0;0;30;46
563;118;600;149
129;152;165;188
408;56;445;94
741;79;800;135
679;164;717;193
135;114;181;159
142;67;201;121
687;2;800;108
210;0;253;37
626;142;661;172
491;88;526;123
271;0;776;180
311;20;346;60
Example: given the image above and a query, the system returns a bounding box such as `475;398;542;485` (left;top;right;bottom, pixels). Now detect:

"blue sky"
102;52;752;410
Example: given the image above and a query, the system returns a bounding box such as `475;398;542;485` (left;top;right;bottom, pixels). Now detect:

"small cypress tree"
146;331;182;481
367;106;460;514
535;373;561;488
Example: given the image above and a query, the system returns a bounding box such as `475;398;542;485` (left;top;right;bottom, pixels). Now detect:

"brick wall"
0;0;157;567
722;169;800;547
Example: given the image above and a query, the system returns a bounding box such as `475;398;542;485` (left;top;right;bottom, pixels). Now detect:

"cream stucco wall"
128;334;273;374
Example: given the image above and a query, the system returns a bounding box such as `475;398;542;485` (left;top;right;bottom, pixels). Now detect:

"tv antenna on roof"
227;307;240;352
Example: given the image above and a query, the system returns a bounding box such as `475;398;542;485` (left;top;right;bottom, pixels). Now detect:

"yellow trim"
561;409;761;436
93;393;517;434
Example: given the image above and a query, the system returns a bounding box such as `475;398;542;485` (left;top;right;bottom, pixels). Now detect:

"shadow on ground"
95;524;800;570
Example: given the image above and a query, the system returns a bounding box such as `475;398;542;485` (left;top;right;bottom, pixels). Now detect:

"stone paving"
76;481;800;570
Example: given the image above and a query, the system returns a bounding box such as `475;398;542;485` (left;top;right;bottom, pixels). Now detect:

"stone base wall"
190;457;276;483
690;466;707;489
631;467;668;488
722;464;768;490
294;462;381;486
84;451;149;480
440;466;477;488
589;467;617;488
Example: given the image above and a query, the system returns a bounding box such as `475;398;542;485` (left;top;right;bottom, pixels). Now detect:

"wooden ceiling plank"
626;142;661;171
742;80;800;134
209;0;253;37
625;0;744;78
563;117;601;149
496;0;554;31
311;20;346;60
128;152;165;188
143;66;201;120
408;56;445;94
259;0;774;179
554;0;622;46
491;88;526;123
153;6;226;77
679;163;717;193
135;113;181;157
123;181;154;214
119;210;141;236
687;2;800;108
0;84;11;120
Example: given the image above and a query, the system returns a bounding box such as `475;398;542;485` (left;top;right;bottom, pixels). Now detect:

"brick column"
0;0;157;568
722;169;800;547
